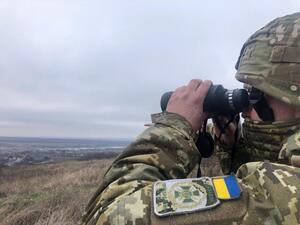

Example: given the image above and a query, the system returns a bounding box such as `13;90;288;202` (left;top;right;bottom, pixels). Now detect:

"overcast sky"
0;0;299;139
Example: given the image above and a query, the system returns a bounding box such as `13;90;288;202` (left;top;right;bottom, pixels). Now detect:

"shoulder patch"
153;177;220;217
212;175;242;200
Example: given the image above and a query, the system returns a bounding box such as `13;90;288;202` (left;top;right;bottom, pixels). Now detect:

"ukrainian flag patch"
212;175;241;200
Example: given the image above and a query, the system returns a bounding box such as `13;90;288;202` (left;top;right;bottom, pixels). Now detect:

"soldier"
83;13;300;225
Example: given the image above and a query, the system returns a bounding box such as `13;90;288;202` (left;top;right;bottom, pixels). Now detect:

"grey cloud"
0;0;299;138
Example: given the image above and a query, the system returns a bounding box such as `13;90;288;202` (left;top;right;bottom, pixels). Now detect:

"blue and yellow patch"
212;175;241;200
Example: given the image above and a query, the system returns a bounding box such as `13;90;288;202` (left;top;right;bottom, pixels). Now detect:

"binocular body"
161;85;249;116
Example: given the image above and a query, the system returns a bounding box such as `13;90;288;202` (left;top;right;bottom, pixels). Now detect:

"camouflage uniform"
217;12;300;173
82;13;300;225
82;112;300;225
215;118;300;174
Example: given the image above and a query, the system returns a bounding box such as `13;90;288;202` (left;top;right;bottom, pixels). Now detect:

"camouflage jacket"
215;119;300;174
82;112;300;225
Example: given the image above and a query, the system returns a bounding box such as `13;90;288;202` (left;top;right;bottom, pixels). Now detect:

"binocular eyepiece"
161;85;249;115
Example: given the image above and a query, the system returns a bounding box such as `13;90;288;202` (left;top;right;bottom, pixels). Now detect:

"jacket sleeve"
82;112;300;225
82;112;201;225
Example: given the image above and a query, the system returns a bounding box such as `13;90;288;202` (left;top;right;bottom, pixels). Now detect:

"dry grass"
0;155;222;225
0;159;113;225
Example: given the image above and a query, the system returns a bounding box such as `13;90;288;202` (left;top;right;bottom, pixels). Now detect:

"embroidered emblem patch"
212;175;242;200
153;177;220;217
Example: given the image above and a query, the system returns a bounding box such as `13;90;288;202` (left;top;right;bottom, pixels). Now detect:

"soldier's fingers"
175;85;186;91
228;122;238;132
195;80;212;102
173;85;186;95
217;115;229;124
187;79;203;91
169;86;186;101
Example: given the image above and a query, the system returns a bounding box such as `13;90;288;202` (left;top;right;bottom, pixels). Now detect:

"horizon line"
0;135;134;141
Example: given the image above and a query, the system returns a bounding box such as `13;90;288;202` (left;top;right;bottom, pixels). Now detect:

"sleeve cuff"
151;112;197;142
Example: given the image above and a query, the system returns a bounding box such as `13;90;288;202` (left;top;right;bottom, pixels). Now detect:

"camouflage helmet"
235;12;300;108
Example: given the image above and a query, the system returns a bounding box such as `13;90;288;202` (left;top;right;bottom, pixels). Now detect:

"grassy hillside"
0;159;113;225
0;155;221;225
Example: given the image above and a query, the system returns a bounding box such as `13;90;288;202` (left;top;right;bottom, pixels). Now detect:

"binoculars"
161;85;249;115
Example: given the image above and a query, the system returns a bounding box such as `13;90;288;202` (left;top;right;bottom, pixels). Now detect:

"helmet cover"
235;13;300;108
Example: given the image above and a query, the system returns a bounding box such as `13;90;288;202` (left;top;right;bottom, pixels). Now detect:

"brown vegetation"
0;159;113;225
0;154;221;225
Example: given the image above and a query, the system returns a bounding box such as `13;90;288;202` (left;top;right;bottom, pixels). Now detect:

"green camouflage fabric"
235;12;300;108
82;112;200;225
82;112;300;225
154;177;219;216
242;118;300;161
215;118;300;173
279;132;300;162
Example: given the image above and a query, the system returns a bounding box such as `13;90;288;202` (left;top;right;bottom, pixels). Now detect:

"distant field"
0;155;221;225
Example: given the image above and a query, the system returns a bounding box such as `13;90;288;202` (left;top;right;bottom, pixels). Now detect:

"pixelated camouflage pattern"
82;112;200;225
82;112;300;225
235;12;300;108
154;177;219;216
215;118;300;173
279;131;300;163
214;137;233;175
155;182;175;214
206;123;232;174
236;162;300;225
241;118;300;160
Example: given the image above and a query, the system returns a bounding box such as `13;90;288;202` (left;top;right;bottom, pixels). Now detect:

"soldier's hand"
212;115;238;147
166;79;212;131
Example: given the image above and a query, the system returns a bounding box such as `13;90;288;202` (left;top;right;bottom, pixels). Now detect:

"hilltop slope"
0;155;221;225
0;159;113;225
